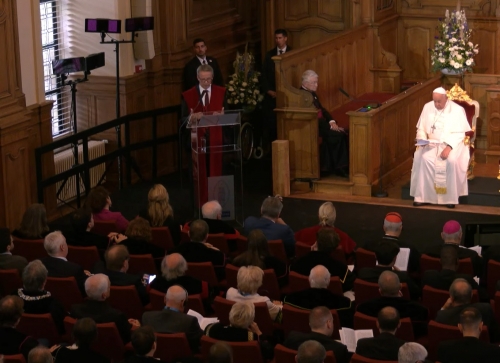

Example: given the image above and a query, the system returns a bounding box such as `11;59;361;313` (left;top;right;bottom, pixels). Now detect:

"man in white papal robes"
410;87;471;208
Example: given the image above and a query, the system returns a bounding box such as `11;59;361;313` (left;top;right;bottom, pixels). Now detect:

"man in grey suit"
0;228;27;273
142;285;203;353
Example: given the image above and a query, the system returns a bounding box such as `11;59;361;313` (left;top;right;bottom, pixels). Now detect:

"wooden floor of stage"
288;157;500;216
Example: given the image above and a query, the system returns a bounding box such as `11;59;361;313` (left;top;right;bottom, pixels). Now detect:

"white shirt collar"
1;251;12;255
198;85;211;94
52;256;68;261
277;46;287;55
197;56;207;64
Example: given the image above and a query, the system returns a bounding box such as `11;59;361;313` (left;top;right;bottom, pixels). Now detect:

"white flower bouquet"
430;9;479;73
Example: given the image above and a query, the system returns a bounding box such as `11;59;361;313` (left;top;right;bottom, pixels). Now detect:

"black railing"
35;105;181;206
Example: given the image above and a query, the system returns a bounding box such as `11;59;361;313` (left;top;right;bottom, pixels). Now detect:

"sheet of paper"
394;248;410;271
343;290;355;301
355;329;374;341
468;245;482;256
187;309;203;322
339;328;357;353
187;309;218;330
348;265;354;272
473;276;480;285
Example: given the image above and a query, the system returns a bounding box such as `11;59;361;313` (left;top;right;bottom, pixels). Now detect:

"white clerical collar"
277;46;287;55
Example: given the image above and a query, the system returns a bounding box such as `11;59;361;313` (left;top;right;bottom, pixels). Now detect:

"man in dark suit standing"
261;29;291;147
355;307;406;361
437;307;500;363
142;285;203;353
182;38;223;91
0;228;27;274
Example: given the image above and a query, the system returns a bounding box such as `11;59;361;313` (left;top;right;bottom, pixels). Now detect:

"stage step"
312;176;354;194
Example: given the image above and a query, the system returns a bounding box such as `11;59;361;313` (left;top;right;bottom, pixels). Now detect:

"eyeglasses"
198;77;213;82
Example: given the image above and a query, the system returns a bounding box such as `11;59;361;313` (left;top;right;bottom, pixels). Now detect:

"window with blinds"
40;0;72;137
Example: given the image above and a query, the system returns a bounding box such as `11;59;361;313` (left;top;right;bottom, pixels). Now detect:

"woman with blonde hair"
139;184;180;245
12;203;50;239
294;201;356;257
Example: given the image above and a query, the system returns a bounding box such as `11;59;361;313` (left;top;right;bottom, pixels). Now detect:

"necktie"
202;90;209;107
202;59;207;65
279;49;283;55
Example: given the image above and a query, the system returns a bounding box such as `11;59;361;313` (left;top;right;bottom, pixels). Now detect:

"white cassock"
410;100;471;205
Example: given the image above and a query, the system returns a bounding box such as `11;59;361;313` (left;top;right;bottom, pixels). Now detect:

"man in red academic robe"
182;64;227;207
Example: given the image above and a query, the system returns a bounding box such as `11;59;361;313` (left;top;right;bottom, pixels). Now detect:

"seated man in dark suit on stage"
436;278;499;342
244;196;295;257
300;70;349;177
200;200;237;235
92;244;149;305
142;285;203;353
356;271;428;337
291;228;354;292
358;240;420;299
284;306;349;363
0;227;27;274
437;307;500;363
70;273;139;344
355;307;406;361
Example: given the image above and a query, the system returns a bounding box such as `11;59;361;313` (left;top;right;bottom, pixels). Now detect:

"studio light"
85;18;122;34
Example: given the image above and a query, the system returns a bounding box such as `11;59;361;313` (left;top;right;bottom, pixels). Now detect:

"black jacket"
284;330;349;363
40;256;88;295
424;243;483;277
357;266;420;300
355;332;406;361
437;336;500;363
182;56;223;91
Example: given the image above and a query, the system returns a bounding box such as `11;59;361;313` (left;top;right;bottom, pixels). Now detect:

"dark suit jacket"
424;243;483;277
261;46;292;95
70;300;132;343
65;230;110;251
362;235;421;274
0;253;27;273
120;237;165;260
52;346;110;363
182;56;223;91
201;218;236;235
171;241;225;267
0;326;39;360
149;275;208;299
40;256;88;295
437;336;500;363
357;266;420;299
284;330;349;363
125;356;167;363
422;268;488;301
355;332;406;361
142;308;203;352
244;216;295;257
290;251;354;292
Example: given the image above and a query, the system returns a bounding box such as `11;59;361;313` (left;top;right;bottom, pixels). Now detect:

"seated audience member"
0;227;27;273
171;219;226;280
437;307;500;363
423;245;485;299
0;295;38;360
296;340;327;363
209;341;233;363
284;306;349;363
294;202;356;258
243;196;295;257
398;343;428;363
362;212;420;275
51;317;110;363
355;307;405;361
232;229;286;281
199;200;237;235
357;240;420;299
291;228;354;292
109;217;165;260
149;253;209;299
125;325;167;363
424;220;482;277
70;273;139;344
226;265;282;321
93;245;149;305
138;184;181;245
40;231;88;295
87;186;129;233
205;302;273;360
28;346;54;363
12;203;50;240
436;278;499;342
65;208;110;250
284;265;353;327
356;271;427;337
17;259;66;334
142;285;203;353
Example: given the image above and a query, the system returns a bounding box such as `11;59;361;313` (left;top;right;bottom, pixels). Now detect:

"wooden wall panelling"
485;87;500;162
399;0;498;17
398;17;433;82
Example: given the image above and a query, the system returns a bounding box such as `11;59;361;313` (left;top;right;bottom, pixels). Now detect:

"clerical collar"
164;306;181;312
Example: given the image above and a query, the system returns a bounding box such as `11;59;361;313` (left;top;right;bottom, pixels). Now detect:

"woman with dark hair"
12;203;50;240
86;186;129;233
232;229;286;280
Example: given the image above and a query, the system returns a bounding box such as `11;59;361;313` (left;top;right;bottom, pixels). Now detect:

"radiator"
54;140;106;204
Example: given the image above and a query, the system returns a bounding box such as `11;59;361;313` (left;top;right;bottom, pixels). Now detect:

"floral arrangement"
226;44;263;111
430;9;479;73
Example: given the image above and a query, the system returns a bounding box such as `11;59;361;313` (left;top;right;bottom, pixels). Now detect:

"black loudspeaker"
85;52;105;73
52;57;85;75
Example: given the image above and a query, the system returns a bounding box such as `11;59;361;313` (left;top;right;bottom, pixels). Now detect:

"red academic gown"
182;85;226;206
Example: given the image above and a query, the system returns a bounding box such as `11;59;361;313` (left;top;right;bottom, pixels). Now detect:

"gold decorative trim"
446;83;472;102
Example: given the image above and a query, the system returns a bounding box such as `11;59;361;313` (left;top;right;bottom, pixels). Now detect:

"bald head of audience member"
309;306;334;337
202;200;222;220
0;295;24;328
189;219;209;243
375;241;400;267
209;341;233;363
165;285;188;311
131;325;157;357
105;244;130;272
378;271;402;297
85;273;111;301
309;265;331;289
440;245;459;271
377;306;401;334
28;346;53;363
449;278;473;307
316;228;340;254
458;307;483;338
295;340;326;363
398;343;428;363
161;253;188;281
